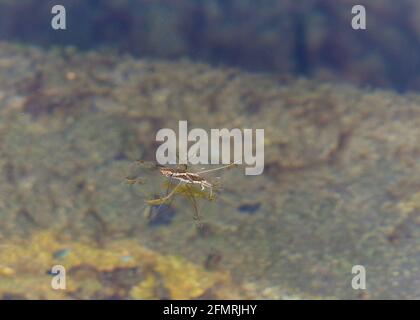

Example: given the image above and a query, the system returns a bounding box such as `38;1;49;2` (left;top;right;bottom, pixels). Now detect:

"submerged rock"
0;42;418;299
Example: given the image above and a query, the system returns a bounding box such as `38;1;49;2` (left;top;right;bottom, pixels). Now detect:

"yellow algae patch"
0;231;235;299
0;265;15;277
397;191;420;215
0;276;69;299
154;255;229;299
130;274;157;300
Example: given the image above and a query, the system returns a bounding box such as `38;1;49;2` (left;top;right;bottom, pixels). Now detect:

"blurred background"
1;0;420;91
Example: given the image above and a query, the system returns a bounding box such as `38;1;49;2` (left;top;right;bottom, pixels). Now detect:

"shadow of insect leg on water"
145;178;180;224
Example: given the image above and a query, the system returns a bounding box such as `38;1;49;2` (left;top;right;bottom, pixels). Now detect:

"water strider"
125;160;239;228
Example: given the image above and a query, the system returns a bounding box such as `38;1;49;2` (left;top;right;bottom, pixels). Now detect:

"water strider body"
128;160;238;196
159;167;213;192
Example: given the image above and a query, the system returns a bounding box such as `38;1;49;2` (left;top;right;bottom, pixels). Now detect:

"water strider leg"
196;160;240;175
185;184;203;229
154;180;183;204
124;176;144;185
154;177;179;217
